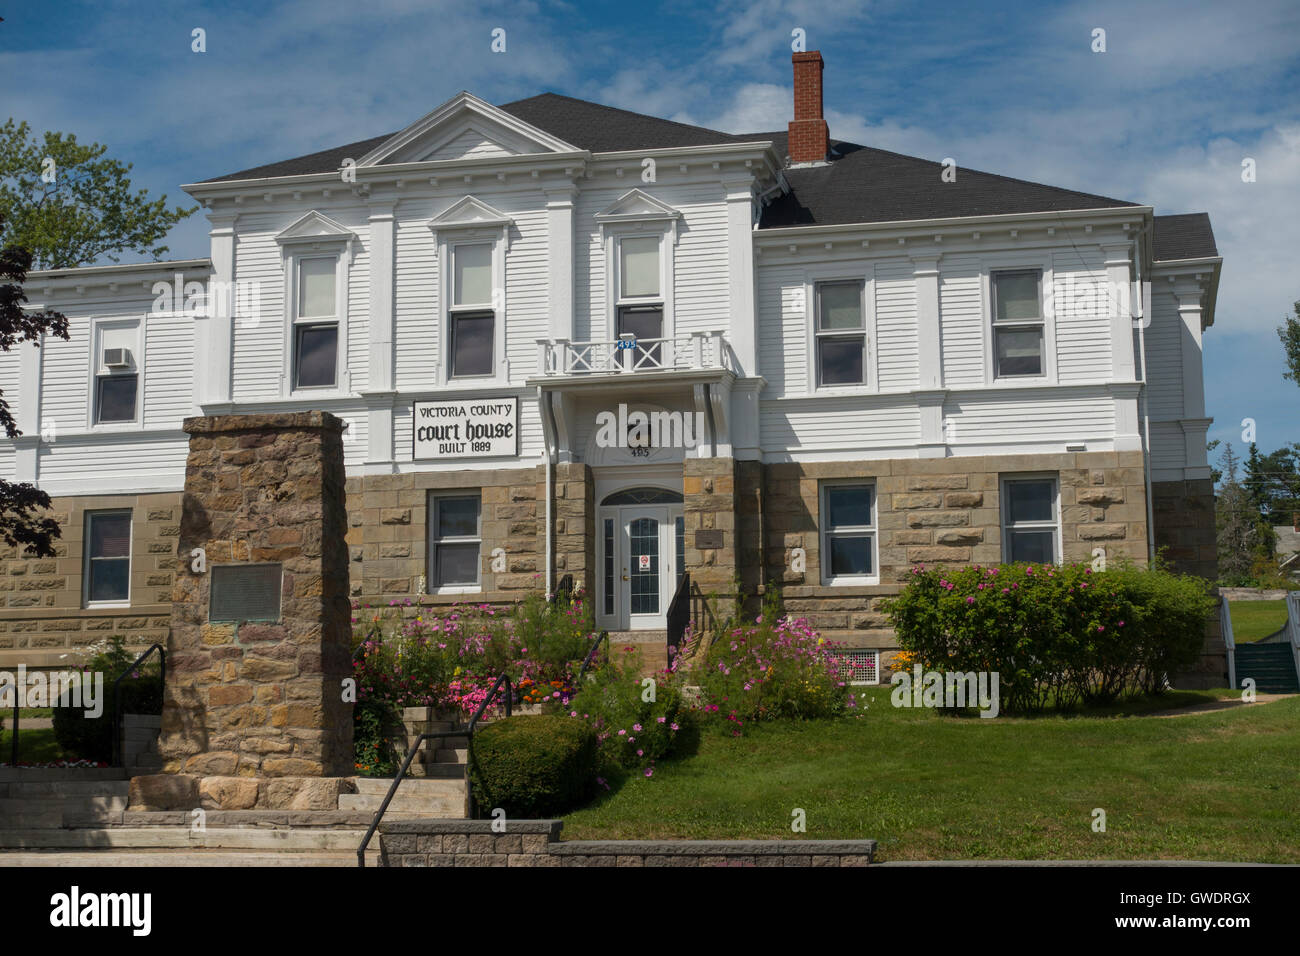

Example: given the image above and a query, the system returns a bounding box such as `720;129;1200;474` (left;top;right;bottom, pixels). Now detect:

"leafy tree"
0;221;68;556
0;118;195;269
1280;300;1300;386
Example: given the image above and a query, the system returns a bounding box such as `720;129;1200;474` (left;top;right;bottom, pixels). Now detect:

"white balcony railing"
535;331;731;376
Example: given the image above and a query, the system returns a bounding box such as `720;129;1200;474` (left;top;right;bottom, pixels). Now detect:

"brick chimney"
788;50;829;164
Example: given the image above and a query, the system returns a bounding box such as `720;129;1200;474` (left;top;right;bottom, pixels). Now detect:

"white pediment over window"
429;196;514;231
275;210;357;245
356;91;578;167
594;189;683;226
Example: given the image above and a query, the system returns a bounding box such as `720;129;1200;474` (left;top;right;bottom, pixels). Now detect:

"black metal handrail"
111;643;166;768
666;572;691;667
551;573;574;607
356;672;513;867
577;630;609;681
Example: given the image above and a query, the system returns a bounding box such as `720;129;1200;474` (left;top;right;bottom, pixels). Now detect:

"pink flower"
644;767;654;778
632;723;642;732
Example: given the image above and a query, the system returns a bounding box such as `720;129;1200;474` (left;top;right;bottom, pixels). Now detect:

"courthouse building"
0;52;1224;683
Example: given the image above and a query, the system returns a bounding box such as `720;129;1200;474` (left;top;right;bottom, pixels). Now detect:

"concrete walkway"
1144;693;1293;718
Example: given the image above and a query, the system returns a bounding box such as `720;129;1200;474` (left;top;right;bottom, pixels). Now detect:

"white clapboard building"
0;51;1224;683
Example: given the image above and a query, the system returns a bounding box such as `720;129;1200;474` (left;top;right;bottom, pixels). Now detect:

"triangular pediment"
275;210;356;244
429;196;514;230
594;188;682;223
356;91;578;167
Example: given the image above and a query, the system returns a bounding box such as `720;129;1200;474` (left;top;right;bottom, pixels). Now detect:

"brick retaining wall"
378;819;876;867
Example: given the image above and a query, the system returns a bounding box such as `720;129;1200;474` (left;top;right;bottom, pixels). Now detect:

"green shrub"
885;560;1216;712
467;715;598;817
695;614;856;728
51;637;162;763
352;697;399;777
568;648;698;771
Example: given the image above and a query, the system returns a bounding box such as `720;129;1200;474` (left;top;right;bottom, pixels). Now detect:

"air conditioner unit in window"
103;348;131;369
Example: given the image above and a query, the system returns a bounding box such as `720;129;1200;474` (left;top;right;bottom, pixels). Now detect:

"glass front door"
597;502;683;630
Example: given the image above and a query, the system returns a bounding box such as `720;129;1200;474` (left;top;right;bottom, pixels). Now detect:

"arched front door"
596;488;684;631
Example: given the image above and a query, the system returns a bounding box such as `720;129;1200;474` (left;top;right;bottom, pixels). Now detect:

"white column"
1103;242;1137;382
1174;279;1207;421
545;185;576;343
911;253;943;390
366;203;397;467
722;175;758;378
14;339;41;482
203;215;237;405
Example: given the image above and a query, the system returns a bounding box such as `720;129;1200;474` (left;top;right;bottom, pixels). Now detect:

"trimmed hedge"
885;561;1216;712
467;715;598;818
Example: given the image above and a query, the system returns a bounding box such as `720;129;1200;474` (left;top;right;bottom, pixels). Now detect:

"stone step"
0;780;131;797
353;777;467;797
338;794;465;816
0;827;370;851
0;795;127;814
0;768;128;783
0;849;381;867
434;748;468;763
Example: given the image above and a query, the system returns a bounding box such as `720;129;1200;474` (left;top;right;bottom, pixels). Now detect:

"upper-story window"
275;210;356;396
815;280;867;387
92;319;141;426
617;236;663;362
991;269;1045;378
294;256;338;389
449;242;495;379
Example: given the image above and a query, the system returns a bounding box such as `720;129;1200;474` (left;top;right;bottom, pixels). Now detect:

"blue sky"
3;0;1297;457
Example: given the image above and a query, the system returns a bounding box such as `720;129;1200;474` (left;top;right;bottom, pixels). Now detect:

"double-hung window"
429;493;482;591
821;481;877;583
815;281;867;386
449;243;495;378
991;270;1045;378
294;256;339;389
85;510;131;605
95;356;138;424
1001;476;1060;563
616;236;664;365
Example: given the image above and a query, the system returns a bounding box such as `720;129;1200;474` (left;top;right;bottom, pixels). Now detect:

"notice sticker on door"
638;554;651;570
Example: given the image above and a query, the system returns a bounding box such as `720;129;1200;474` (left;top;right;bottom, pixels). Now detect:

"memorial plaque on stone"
209;563;283;622
695;530;723;550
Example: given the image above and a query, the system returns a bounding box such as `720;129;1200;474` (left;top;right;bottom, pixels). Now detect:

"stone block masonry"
378;819;876;867
154;412;353;787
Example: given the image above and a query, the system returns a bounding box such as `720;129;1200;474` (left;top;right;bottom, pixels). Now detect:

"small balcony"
536;331;732;377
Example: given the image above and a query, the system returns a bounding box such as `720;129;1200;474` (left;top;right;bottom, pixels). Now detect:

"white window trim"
443;236;507;383
86;317;144;431
428;492;482;594
1000;473;1062;564
819;479;879;586
83;508;132;608
800;264;876;396
980;253;1056;386
429;197;513;387
278;241;353;398
602;222;676;346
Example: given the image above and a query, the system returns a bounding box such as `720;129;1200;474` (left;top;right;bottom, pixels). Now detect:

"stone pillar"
553;462;594;594
684;457;741;628
149;412;353;807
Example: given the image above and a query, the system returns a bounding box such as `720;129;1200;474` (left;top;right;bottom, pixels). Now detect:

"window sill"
84;601;131;610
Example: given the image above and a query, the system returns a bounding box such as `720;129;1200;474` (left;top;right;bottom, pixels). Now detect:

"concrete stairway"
1235;643;1300;693
606;631;670;674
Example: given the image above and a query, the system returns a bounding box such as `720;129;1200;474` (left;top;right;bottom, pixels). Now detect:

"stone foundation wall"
0;492;181;668
378;819;876;867
764;451;1150;679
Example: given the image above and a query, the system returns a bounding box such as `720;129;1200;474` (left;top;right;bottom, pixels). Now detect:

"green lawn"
0;727;68;764
562;687;1300;862
1229;600;1290;643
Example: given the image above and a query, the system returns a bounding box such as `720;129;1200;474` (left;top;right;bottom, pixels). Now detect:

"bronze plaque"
210;563;283;622
695;530;723;550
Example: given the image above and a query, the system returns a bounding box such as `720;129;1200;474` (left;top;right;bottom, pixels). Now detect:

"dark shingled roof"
1152;213;1218;261
749;136;1139;227
196;94;1214;252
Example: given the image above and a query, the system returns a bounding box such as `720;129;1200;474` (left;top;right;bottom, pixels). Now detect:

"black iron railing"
111;643;166;768
577;630;609;681
356;672;513;867
666;573;691;667
551;573;574;607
